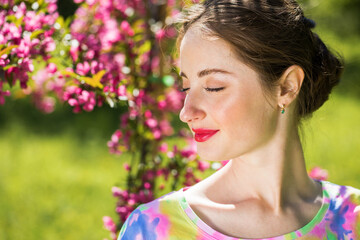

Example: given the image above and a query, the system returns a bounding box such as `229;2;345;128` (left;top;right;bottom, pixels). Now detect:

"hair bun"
302;16;316;29
301;33;344;116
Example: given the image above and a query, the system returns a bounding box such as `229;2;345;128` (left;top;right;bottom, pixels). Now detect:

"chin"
196;148;225;162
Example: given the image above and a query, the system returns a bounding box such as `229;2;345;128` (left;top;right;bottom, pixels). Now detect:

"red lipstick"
192;128;219;142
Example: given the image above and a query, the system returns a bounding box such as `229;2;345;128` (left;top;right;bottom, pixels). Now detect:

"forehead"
179;27;240;72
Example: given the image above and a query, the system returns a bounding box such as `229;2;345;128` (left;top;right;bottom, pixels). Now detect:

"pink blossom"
120;21;134;37
111;130;123;142
0;53;9;66
309;167;328;181
85;50;95;60
46;63;57;74
100;19;121;50
102;216;116;232
155;29;166;41
111;186;122;197
145;118;157;128
159;142;168;153
43;37;56;52
47;3;58;13
198;161;210;172
76;62;90;75
16;36;31;58
24;11;42;31
157;100;166;110
70;46;79;62
117;85;126;96
123;163;131;171
15;2;27;19
180;139;197;160
144;110;152;118
0;81;11;105
165;89;185;112
144;182;151;189
35;96;56;113
159;119;173;136
152;129;161;140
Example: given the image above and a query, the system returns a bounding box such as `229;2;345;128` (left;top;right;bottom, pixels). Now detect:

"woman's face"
179;28;279;161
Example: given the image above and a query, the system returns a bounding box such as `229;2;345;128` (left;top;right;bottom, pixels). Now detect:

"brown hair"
176;0;344;119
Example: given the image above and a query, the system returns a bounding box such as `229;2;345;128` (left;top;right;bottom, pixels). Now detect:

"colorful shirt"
118;181;360;239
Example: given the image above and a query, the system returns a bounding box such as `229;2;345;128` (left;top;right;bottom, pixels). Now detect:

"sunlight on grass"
0;124;128;240
302;92;360;187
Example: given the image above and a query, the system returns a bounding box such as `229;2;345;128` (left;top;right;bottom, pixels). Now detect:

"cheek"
215;87;275;138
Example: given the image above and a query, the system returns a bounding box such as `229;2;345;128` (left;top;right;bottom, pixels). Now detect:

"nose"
179;93;206;123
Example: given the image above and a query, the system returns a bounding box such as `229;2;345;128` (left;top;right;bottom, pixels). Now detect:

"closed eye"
180;88;190;92
205;87;225;92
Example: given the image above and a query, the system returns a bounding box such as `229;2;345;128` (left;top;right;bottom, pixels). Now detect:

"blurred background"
0;0;360;239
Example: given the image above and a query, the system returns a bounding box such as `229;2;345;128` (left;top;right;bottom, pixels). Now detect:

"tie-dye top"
118;181;360;240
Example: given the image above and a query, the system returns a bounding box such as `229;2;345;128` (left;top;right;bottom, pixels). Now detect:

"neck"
203;126;318;213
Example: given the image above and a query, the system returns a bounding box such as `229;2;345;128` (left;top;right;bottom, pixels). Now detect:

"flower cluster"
0;1;60;106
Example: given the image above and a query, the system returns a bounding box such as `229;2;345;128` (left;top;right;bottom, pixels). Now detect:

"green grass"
0;90;359;240
0;123;128;240
302;92;360;187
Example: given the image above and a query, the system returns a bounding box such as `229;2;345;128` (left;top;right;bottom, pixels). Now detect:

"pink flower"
309;167;328;181
155;29;166;41
165;89;185;112
152;129;161;140
117;85;126;96
70;46;79;61
46;63;57;74
159;142;168;153
159;119;173;136
102;216;116;232
16;37;31;58
24;11;41;31
76;62;90;76
34;95;56;113
111;186;122;197
180;139;197;160
144;182;151;189
43;37;56;52
123;163;130;171
145;118;157;128
0;81;11;105
47;2;58;13
111;130;123;142
120;20;134;37
15;2;27;19
198;161;210;172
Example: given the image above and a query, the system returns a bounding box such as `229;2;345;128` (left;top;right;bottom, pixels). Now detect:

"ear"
277;65;304;107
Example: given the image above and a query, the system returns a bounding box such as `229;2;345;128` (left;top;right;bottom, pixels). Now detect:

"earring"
280;104;285;114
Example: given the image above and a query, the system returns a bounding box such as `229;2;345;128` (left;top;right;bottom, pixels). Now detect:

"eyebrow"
179;68;233;79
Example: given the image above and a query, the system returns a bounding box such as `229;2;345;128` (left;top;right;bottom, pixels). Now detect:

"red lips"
192;128;219;142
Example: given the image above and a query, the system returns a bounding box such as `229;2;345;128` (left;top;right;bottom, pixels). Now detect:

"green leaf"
56;17;65;28
80;75;104;89
91;70;106;89
0;45;19;56
61;70;79;79
149;75;160;83
3;64;17;70
138;41;151;55
5;15;17;23
162;75;175;87
30;30;45;40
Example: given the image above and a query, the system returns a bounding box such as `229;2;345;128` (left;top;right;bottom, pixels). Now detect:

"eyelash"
180;87;225;92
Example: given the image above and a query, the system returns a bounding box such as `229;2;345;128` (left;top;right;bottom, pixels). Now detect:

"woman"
119;0;360;239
